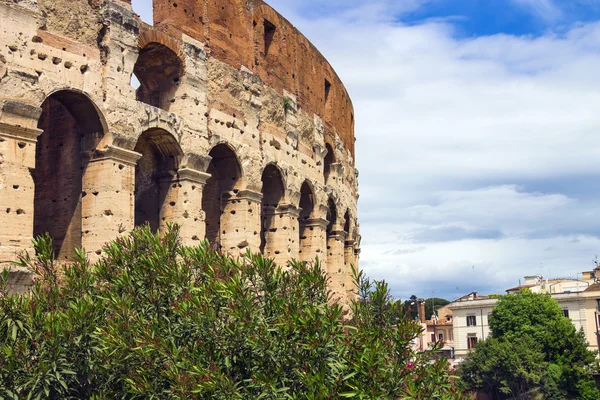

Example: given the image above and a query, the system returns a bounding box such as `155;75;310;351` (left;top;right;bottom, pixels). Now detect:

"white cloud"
511;0;563;21
269;2;600;299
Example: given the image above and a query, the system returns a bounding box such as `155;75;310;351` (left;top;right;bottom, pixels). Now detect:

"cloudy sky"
132;0;600;301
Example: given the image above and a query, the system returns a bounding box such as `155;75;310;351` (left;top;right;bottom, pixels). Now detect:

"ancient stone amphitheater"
0;0;360;301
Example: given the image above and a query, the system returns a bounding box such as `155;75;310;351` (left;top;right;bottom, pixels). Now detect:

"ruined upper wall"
150;0;355;157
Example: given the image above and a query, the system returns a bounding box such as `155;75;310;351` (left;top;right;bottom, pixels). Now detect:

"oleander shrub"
0;225;466;399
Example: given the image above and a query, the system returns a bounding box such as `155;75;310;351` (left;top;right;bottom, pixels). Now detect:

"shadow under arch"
298;180;316;262
133;41;183;111
133;128;183;232
202;143;244;246
324;143;335;184
260;163;285;255
34;90;106;260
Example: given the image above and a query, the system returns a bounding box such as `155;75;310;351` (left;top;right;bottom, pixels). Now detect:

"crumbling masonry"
0;0;360;303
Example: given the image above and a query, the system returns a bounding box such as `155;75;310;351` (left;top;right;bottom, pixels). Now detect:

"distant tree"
403;295;419;320
425;297;450;319
460;290;600;399
460;335;546;399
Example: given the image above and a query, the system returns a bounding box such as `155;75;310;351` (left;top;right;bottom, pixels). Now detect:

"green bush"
0;226;466;399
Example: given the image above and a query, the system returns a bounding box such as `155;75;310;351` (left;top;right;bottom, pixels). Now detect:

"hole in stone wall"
260;164;285;254
324;78;331;104
133;42;182;111
326;197;337;236
134;128;182;232
202;144;242;247
34;91;104;260
264;19;276;56
343;210;350;234
324;143;334;183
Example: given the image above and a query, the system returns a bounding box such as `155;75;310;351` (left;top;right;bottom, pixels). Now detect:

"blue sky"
132;0;600;301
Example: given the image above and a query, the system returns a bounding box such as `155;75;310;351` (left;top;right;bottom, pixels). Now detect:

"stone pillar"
299;217;328;267
220;189;262;256
0;103;42;293
81;145;142;261
268;204;300;267
344;239;357;298
0;123;42;261
327;229;347;302
158;168;210;246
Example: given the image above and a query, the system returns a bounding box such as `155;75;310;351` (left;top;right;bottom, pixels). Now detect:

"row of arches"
31;90;356;275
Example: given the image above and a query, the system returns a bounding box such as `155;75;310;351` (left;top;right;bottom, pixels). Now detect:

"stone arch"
133;128;183;233
202;143;243;247
34;90;105;260
298;180;317;262
260;163;286;257
133;38;184;111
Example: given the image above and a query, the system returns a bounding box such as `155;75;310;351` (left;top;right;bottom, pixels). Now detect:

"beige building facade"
450;273;600;359
0;0;360;301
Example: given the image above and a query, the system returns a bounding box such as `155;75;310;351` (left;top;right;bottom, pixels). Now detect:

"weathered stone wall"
0;0;359;303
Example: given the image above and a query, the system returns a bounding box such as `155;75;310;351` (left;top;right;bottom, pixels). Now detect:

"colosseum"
0;0;360;301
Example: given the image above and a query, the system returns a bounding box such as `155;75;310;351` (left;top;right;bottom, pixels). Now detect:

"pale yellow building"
449;270;600;359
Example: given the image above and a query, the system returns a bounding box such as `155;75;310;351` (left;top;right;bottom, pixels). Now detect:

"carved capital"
302;217;329;230
91;144;142;165
177;168;211;184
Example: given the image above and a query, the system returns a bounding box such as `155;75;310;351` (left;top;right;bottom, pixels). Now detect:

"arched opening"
326;197;337;244
343;209;353;267
34;91;104;260
133;42;182;110
260;164;285;256
298;181;315;262
202;144;242;247
134;128;182;232
324;143;334;183
343;210;350;236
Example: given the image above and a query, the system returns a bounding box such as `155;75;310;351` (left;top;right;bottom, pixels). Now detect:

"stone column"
220;189;262;256
344;239;357;298
0;102;42;293
327;229;347;302
158;168;210;246
0;122;42;263
268;204;300;268
81;145;142;261
299;217;328;268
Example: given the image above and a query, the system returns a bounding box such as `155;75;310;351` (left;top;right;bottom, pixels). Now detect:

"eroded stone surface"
0;0;359;304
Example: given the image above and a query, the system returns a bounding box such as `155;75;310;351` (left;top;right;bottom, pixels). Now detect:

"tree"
0;226;467;399
460;335;546;399
460;290;600;399
403;295;419;320
425;297;450;320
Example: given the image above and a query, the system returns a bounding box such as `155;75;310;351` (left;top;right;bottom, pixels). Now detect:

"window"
324;78;331;104
563;309;570;318
467;336;478;350
438;333;444;342
264;19;276;56
467;315;477;327
430;333;435;343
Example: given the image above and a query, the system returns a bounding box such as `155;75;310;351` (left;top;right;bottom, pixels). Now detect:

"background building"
450;268;600;359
